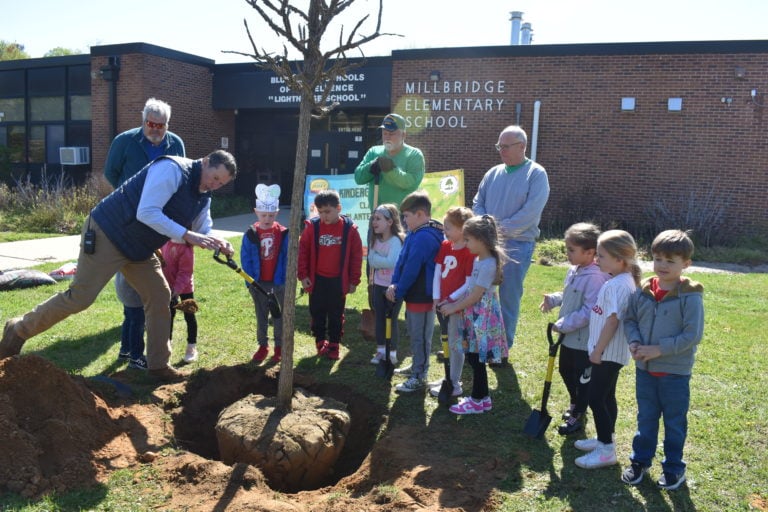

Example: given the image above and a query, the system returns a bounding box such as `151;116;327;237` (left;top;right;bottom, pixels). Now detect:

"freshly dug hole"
216;390;351;492
171;364;383;493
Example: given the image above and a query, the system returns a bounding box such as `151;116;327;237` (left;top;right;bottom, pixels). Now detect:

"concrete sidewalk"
0;209;291;271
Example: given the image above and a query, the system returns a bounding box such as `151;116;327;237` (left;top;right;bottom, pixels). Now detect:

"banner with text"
304;169;465;246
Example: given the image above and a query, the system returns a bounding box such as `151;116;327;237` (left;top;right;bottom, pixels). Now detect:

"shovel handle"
213;248;238;270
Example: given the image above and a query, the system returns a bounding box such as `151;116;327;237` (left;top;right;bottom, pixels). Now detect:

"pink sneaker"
481;396;492;411
449;397;485;415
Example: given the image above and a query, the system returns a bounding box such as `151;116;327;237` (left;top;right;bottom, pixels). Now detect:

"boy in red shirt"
298;189;363;360
241;184;289;363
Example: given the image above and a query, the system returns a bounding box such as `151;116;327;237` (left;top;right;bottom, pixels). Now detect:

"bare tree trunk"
276;92;315;411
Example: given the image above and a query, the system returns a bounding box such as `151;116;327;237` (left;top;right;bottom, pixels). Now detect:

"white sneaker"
183;344;198;363
429;382;463;397
370;352;384;365
394;364;412;376
389;351;398;365
574;437;600;452
575;442;617;469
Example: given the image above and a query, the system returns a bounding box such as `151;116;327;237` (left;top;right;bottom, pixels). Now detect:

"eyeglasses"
495;142;522;152
145;120;167;130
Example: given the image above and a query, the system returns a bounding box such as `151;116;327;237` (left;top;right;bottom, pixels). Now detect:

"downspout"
531;100;541;161
515;102;522;125
100;56;121;140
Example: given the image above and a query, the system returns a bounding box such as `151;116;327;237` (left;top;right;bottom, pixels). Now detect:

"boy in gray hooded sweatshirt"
621;229;704;491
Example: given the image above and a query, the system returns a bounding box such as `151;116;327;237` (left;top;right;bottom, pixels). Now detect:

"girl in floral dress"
439;215;508;415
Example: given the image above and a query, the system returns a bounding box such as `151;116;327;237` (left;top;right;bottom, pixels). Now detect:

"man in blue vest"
0;150;237;382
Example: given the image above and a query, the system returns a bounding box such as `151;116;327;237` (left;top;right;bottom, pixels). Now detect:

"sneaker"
0;317;26;358
481;396;492;411
395;377;425;393
657;471;686;491
449;397;485;415
183;344;198;363
270;347;282;363
394;364;412;376
370;351;385;365
128;356;148;370
148;366;187;383
389;352;398;365
325;342;340;360
575;442;617;469
118;351;131;361
562;403;576;420
252;345;269;363
574;437;601;452
621;462;649;485
558;412;586;436
429;382;463;397
316;340;329;356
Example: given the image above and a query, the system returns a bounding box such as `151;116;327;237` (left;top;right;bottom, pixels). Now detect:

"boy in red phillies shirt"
298;189;363;361
241;184;289;364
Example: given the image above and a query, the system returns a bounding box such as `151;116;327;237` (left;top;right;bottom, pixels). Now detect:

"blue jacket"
624;276;705;375
392;220;444;303
92;156;209;261
104;127;185;187
240;223;289;286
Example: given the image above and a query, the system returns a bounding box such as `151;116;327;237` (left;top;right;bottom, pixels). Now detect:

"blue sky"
3;0;767;63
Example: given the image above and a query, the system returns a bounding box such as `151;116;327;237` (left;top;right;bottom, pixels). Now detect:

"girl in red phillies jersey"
574;230;641;470
430;206;475;399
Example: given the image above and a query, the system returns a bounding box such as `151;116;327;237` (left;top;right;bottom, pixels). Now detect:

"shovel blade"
523;409;552;439
437;379;454;406
375;358;392;379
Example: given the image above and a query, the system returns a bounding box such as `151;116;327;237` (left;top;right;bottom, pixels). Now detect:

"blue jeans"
499;239;535;348
120;305;145;360
631;368;691;475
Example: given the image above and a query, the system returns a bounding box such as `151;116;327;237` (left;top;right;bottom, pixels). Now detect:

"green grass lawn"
0;237;766;511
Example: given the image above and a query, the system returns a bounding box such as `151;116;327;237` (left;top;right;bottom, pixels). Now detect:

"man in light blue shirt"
473;126;550;357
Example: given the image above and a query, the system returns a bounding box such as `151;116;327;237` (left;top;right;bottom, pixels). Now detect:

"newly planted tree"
229;0;397;410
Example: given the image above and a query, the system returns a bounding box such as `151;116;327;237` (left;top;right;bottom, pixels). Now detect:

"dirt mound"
0;357;502;511
0;355;148;498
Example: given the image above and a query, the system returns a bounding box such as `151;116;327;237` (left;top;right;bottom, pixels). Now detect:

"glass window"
31;96;65;122
67;124;91;147
0;70;24;96
70;95;91;121
68;65;91;94
29;125;45;163
46;125;65;163
7;126;26;163
28;67;65;95
0;98;25;122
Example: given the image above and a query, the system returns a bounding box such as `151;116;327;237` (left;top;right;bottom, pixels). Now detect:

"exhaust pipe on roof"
521;22;533;45
510;11;523;45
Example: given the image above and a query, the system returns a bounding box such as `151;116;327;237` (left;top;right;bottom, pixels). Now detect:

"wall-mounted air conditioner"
59;147;90;165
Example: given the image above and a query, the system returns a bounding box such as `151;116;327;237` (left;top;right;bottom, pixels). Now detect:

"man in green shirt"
354;113;425;210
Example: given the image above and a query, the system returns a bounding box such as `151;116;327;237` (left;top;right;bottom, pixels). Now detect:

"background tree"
229;0;398;411
0;41;30;61
44;47;82;57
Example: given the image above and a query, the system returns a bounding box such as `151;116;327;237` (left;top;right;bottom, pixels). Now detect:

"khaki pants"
15;217;173;370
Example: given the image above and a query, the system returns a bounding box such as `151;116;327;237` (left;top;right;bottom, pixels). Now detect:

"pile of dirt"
0;355;150;498
0;356;502;511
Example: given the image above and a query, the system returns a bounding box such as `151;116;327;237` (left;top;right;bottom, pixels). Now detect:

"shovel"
436;334;454;405
523;322;565;439
213;248;282;318
375;301;395;380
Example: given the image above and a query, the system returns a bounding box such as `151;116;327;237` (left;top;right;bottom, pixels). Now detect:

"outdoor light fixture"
429;71;441;81
621;97;636;111
668;98;683;112
734;66;747;80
